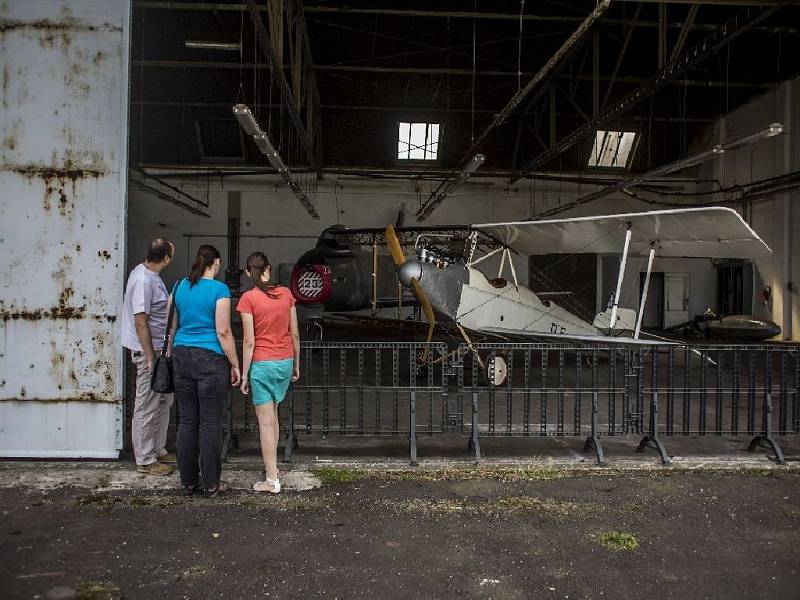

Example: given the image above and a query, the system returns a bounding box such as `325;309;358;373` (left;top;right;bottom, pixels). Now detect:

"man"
121;238;176;475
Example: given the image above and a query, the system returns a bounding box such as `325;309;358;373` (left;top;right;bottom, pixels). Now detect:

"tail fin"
593;308;637;331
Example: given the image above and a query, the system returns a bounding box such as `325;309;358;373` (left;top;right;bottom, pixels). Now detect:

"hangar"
0;0;798;460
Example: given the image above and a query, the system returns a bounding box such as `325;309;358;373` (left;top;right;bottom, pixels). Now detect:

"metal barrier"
459;344;631;464
230;342;449;465
635;345;800;465
225;341;799;466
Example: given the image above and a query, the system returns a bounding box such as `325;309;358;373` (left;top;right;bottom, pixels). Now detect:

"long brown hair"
246;251;280;299
188;244;221;287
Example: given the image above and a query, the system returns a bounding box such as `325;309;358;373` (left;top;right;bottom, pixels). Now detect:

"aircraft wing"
477;327;677;345
473;207;772;258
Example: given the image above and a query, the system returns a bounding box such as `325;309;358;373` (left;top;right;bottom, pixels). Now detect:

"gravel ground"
1;465;798;599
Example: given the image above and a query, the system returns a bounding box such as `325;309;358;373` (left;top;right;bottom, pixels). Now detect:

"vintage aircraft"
288;207;774;349
384;207;774;347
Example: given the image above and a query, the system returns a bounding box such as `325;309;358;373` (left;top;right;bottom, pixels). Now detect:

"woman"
171;245;241;497
237;251;300;494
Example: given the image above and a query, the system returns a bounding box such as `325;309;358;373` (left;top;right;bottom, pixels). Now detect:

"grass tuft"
74;581;122;600
313;467;361;484
596;531;639;551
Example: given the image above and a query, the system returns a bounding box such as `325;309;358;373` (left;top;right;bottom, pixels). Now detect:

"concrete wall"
0;1;131;457
701;78;799;340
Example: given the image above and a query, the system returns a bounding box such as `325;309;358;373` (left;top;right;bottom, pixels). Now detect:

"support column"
635;242;656;339
610;223;633;329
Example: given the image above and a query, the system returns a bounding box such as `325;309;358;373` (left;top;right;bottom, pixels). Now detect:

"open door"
639;271;664;329
664;273;690;327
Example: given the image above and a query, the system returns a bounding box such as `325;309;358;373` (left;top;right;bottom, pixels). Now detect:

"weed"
313;467;361;484
394;495;588;518
74;581;121;600
595;531;639;551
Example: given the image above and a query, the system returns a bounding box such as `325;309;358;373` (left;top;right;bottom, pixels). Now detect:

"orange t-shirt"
236;286;296;361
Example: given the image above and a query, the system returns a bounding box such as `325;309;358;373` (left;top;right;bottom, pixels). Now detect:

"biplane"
289;207;775;347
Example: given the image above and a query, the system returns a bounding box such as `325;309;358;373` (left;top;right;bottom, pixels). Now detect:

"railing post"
748;350;786;464
583;390;605;465
468;391;481;462
637;389;671;465
409;390;418;466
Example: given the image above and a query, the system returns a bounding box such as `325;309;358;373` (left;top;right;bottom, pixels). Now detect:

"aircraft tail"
592;308;637;332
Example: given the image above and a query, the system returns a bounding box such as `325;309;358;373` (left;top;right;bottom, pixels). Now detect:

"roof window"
397;122;439;161
588;130;637;168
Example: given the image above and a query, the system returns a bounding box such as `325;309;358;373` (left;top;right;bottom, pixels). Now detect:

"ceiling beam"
512;4;785;182
415;0;612;221
244;0;320;177
132;2;799;34
132;99;719;122
131;99;719;122
132;59;774;89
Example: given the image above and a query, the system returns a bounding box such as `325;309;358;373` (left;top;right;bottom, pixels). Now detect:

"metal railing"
221;341;800;465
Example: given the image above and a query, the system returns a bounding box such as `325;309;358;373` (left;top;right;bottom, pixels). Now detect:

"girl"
237;251;300;494
171;245;241;497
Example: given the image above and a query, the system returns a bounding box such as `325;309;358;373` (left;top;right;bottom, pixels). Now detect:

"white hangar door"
664;273;690;328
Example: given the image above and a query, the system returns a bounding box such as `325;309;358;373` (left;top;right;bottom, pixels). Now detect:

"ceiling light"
185;41;241;51
233;104;262;137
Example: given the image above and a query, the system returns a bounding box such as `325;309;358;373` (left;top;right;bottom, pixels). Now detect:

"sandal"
253;478;281;494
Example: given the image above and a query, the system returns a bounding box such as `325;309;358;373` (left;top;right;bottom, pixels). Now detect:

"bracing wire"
517;0;525;92
470;0;477;144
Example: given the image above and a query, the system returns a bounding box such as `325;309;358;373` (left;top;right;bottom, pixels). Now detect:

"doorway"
664;273;690;328
639;272;664;330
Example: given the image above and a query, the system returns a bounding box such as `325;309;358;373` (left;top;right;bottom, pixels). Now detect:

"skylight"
588;130;637;168
397;122;440;161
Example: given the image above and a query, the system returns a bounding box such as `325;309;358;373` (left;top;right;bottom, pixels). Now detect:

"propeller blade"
411;277;436;360
385;224;407;267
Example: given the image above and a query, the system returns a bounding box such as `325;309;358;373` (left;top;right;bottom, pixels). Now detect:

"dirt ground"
1;466;798;599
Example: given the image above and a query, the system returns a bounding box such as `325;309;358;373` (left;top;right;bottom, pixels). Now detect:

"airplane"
383;206;774;349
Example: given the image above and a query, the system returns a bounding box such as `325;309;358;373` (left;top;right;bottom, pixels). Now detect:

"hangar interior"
128;0;799;339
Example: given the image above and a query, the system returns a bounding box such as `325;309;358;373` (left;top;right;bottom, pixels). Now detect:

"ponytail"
246;251;280;299
188;244;221;286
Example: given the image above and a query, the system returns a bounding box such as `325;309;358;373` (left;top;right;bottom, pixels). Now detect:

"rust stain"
98;250;111;260
10;165;103;181
2;118;20;150
0;393;117;404
0;18;122;34
1;63;8;109
0;308;117;322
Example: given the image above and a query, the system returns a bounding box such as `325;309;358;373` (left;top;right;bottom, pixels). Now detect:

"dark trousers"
173;346;229;489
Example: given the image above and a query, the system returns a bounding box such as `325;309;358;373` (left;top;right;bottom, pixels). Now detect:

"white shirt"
121;263;170;351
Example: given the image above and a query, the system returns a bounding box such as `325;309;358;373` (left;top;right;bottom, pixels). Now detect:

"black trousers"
173;346;229;489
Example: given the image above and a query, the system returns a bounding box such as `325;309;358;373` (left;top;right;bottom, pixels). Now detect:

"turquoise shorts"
249;359;294;406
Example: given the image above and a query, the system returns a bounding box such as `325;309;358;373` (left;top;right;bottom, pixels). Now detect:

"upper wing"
473;207;772;258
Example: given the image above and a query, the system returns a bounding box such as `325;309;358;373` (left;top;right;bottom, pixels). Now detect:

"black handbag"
151;281;180;393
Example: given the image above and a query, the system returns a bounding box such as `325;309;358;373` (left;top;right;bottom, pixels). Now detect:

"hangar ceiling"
130;1;799;180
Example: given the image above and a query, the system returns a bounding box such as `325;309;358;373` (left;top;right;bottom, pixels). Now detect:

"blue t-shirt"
173;278;231;354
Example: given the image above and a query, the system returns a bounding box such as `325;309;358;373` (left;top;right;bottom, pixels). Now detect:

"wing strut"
610;222;633;329
634;242;657;339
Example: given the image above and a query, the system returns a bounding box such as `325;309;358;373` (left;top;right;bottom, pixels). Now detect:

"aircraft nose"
397;259;423;288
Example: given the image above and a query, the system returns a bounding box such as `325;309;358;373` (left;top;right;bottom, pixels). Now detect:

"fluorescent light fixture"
253;133;287;173
231;103;318;220
720;122;784;152
648;122;785;177
464;154;486;174
185;40;241;51
232;104;262;137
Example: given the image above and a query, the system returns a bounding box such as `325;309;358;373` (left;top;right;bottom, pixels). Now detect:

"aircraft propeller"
385;225;437;358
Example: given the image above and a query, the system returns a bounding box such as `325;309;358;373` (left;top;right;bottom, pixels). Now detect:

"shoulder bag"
151;280;180;393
